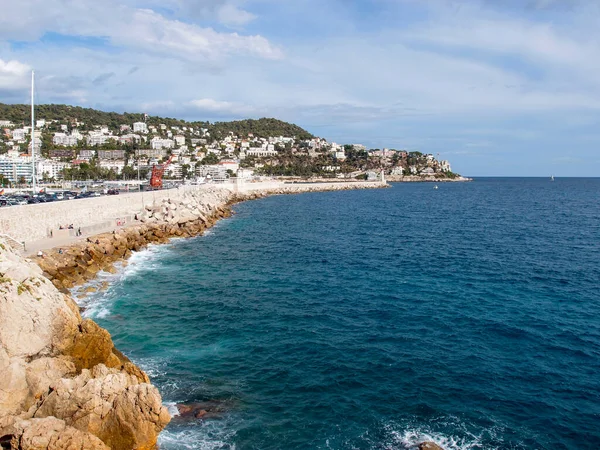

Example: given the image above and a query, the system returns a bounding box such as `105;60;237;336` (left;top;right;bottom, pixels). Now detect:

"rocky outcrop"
0;239;170;449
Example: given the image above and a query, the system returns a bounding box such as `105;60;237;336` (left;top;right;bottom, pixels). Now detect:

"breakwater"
33;181;386;290
0;180;386;245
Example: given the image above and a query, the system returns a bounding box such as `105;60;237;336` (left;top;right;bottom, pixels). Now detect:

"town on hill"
0;103;460;186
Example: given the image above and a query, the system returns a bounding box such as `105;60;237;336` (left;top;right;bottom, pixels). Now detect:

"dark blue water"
76;178;600;449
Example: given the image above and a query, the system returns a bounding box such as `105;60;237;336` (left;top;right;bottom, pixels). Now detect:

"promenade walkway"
24;217;136;257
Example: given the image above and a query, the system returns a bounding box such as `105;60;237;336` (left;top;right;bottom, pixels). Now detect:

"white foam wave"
164;402;181;418
136;355;170;378
389;429;485;450
382;418;504;450
69;243;175;319
120;243;171;280
158;421;237;450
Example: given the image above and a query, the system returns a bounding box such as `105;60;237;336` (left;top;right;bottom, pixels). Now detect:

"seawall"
0;180;386;245
32;181;386;290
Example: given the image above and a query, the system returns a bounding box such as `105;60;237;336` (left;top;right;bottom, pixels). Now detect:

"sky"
1;0;599;176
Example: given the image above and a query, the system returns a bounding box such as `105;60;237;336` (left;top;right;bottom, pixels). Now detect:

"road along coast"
0;180;387;450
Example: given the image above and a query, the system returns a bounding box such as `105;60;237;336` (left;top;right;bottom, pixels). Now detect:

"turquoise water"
76;178;600;449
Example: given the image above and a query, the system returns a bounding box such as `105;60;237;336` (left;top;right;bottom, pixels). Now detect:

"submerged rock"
175;400;233;421
418;442;445;450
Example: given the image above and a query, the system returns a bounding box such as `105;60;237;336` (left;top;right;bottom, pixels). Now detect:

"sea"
72;178;600;450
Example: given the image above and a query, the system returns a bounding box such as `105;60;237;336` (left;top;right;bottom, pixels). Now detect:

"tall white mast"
31;70;36;193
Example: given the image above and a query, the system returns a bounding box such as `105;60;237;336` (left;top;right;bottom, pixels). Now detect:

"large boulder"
0;240;170;449
7;417;109;450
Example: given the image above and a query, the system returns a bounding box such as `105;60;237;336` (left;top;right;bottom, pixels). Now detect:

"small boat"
551;175;555;182
434;185;439;190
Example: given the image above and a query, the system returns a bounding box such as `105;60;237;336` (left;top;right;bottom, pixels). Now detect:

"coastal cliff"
0;238;170;449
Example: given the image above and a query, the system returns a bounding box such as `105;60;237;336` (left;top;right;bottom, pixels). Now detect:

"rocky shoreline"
0;187;249;449
1;181;447;450
0;236;170;449
37;189;241;291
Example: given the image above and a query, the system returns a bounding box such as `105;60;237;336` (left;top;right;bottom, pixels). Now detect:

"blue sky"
1;0;599;176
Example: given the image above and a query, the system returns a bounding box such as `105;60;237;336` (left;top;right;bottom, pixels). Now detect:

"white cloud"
109;8;281;61
0;0;281;62
0;58;31;90
217;3;257;27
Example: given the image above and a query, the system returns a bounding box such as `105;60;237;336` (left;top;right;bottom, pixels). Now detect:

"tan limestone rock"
9;417;109;450
0;240;170;449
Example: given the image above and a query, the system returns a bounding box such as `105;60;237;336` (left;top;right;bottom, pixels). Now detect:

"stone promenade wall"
0;180;386;243
0;185;211;243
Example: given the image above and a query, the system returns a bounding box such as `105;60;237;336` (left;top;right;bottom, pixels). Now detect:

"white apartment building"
53;133;79;147
0;155;33;183
236;168;254;179
37;159;71;181
245;147;278;158
119;133;142;145
150;137;174;150
166;163;182;178
440;160;452;172
133;122;148;133
0;120;13;127
87;132;110;146
99;160;125;174
196;164;227;180
12;129;26;141
174;135;186;146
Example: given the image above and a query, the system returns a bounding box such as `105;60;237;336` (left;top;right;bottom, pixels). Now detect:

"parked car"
107;189;120;195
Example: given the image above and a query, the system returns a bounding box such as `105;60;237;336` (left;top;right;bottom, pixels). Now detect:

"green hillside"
0;103;314;140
